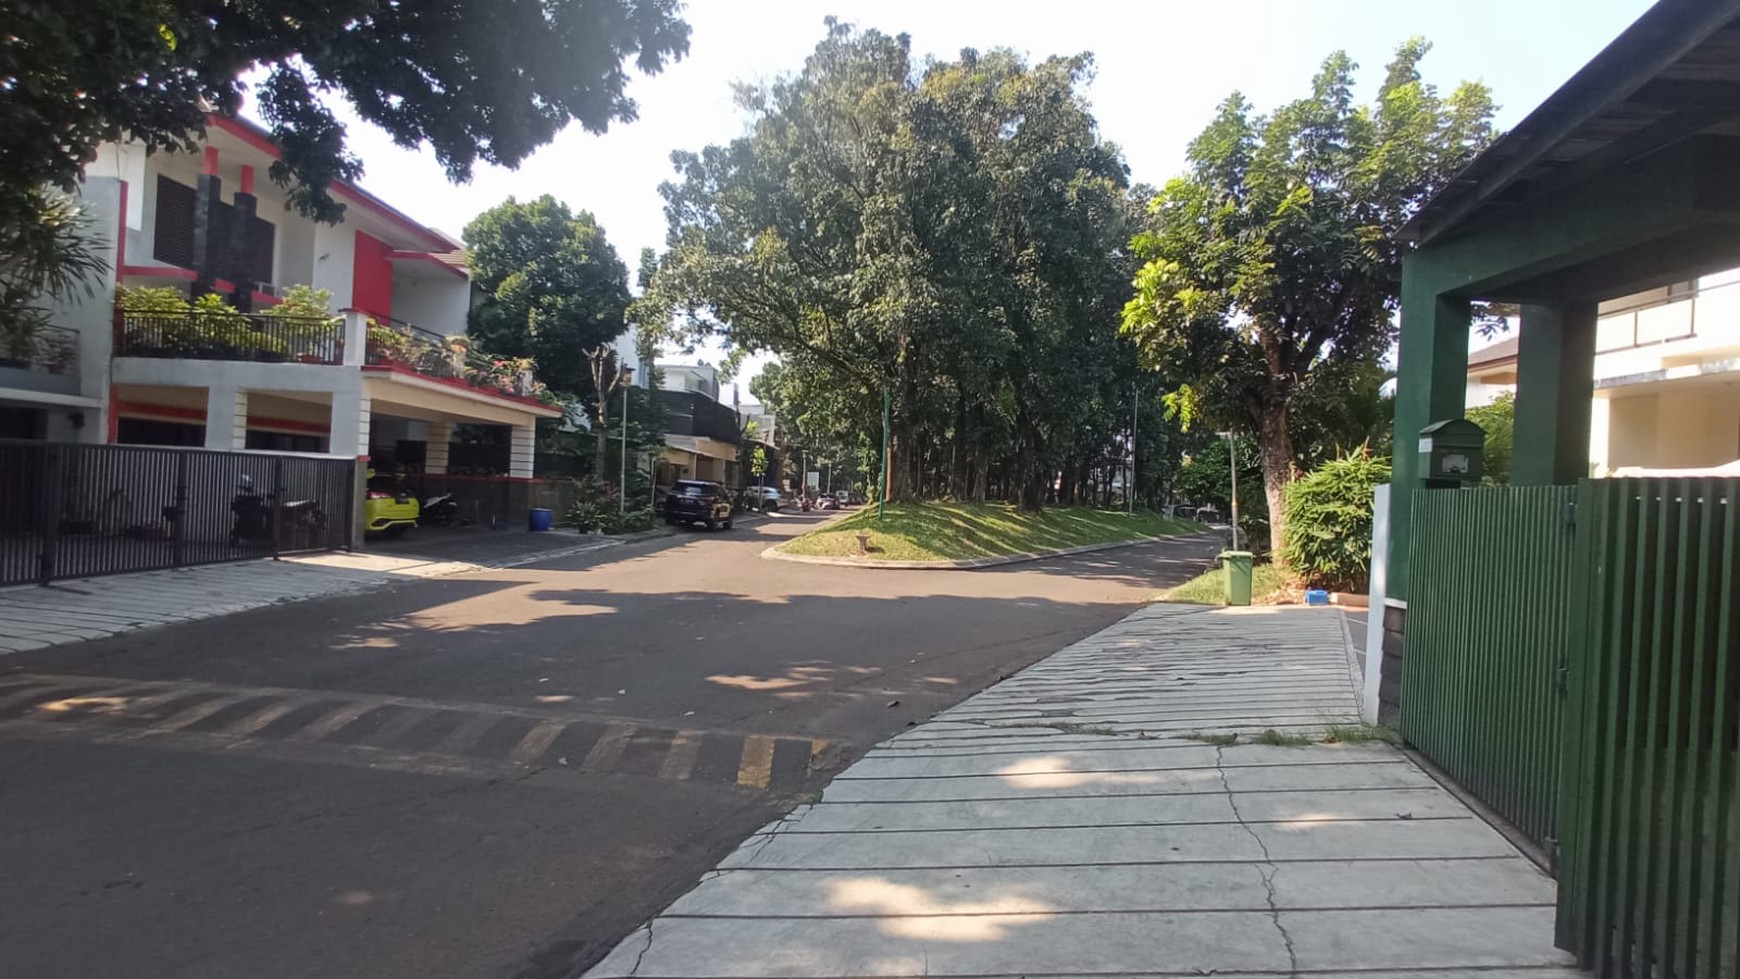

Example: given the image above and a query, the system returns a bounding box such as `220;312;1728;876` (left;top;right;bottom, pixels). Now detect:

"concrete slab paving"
582;604;1574;979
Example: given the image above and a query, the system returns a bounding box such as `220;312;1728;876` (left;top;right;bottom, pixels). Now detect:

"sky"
289;0;1658;396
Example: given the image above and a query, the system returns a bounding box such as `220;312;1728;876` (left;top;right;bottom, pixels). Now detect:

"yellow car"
364;470;420;537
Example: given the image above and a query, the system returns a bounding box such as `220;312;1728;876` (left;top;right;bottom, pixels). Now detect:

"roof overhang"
362;365;562;424
1403;0;1740;246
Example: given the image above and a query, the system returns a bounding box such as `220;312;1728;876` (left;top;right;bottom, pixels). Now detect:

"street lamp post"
1217;430;1239;551
619;366;634;514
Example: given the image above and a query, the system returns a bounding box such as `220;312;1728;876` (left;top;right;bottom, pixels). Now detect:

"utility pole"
879;384;890;523
1128;381;1137;514
619;367;632;514
1219;430;1240;551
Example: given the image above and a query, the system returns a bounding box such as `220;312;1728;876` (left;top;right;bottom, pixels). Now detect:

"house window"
152;175;197;269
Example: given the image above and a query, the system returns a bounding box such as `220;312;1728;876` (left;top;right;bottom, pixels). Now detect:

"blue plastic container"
1305;588;1330;606
528;508;554;532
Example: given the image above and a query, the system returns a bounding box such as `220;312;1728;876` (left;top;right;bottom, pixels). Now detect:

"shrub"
118;286;193;313
1281;448;1390;592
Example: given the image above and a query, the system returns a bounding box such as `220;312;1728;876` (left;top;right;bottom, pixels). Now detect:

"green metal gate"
1556;478;1738;979
1403;485;1579;849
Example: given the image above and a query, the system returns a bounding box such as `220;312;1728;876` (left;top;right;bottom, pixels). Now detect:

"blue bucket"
1305;588;1330;606
528;508;554;533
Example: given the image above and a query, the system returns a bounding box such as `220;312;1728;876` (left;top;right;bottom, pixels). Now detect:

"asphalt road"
0;511;1219;979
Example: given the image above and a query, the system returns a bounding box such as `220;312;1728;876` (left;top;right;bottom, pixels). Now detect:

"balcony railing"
117;311;344;364
364;317;543;399
0;323;79;377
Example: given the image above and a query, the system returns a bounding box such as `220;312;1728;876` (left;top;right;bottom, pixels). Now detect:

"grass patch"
1251;728;1316;747
1161;561;1287;605
1323;723;1396;744
778;502;1200;563
1181;731;1242;746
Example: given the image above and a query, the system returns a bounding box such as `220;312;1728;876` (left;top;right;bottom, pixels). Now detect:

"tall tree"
1;0;689;227
1120;40;1494;554
640;22;1134;508
464;195;633;398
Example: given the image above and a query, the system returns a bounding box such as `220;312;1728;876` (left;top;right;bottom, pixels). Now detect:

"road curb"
759;531;1221;570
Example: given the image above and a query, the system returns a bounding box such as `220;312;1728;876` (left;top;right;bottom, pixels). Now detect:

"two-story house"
1467;269;1740;476
0;114;560;477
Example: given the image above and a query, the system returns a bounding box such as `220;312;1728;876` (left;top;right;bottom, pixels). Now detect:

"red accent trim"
212;278;237;294
239;165;255;195
251;290;282;307
202;146;220;175
115;180;128;270
116;399;331;436
121;264;196;281
360;362;558;411
246;415;330;435
115;400;206;422
206;115;454;252
385;251;469;280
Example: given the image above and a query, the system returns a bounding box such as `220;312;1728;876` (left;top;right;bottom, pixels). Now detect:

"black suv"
664;480;734;531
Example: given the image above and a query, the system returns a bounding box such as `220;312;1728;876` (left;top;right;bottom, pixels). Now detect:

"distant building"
1465;270;1740;475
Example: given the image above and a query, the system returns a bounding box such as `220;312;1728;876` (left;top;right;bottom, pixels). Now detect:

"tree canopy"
1120;40;1494;554
464;195;633;398
0;0;690;227
639;21;1141;508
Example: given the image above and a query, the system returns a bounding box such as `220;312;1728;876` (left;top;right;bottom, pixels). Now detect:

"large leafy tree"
640;22;1134;507
0;0;689;227
1120;40;1494;555
464;195;632;398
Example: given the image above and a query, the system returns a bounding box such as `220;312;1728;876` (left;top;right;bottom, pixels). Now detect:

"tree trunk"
1256;399;1292;559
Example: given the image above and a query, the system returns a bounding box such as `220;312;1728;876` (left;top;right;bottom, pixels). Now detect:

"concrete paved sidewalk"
0;534;621;654
585;604;1579;979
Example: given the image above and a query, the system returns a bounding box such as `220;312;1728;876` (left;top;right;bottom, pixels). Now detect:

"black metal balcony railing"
117;311;343;364
0;323;79;376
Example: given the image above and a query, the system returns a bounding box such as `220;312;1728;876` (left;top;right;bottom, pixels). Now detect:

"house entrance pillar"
1512;302;1596;485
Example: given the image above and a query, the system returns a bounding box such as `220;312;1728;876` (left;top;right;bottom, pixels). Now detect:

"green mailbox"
1418;418;1485;486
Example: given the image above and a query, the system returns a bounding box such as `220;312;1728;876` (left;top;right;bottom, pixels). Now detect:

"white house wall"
391;263;470;333
311;221;357;307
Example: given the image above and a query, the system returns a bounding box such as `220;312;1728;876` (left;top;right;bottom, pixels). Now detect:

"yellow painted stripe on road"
737;735;776;789
582;722;636;772
151;694;251;732
508;719;566;765
291;702;377;741
222;699;309;737
659;730;702;781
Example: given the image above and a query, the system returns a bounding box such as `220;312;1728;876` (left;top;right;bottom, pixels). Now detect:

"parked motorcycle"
421;492;462;527
800;495;814;512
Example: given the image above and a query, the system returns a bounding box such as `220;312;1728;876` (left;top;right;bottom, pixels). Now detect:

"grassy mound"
777;501;1201;562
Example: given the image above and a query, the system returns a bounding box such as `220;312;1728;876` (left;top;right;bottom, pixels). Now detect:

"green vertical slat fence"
1557;478;1738;979
1402;485;1578;849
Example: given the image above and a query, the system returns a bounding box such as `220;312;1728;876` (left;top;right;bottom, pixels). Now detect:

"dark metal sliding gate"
1403;478;1737;979
0;440;355;585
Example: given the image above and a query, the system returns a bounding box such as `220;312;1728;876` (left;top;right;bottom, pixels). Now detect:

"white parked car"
755;486;782;510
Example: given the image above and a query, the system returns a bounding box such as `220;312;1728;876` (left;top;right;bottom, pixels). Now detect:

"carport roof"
1403;0;1740;246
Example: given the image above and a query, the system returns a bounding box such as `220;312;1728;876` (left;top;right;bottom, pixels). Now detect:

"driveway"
0;511;1218;979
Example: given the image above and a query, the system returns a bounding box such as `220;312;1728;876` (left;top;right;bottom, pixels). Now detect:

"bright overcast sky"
286;0;1656;391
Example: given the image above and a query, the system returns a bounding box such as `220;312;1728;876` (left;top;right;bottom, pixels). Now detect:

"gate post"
36;444;62;586
171;451;189;568
270;455;283;561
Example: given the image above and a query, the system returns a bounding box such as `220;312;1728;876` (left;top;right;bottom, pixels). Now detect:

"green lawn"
1161;561;1288;605
777;501;1202;562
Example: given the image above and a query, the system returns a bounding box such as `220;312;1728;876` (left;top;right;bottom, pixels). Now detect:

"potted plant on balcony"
0;316;39;369
117;286;196;357
366;320;410;364
258;284;340;363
